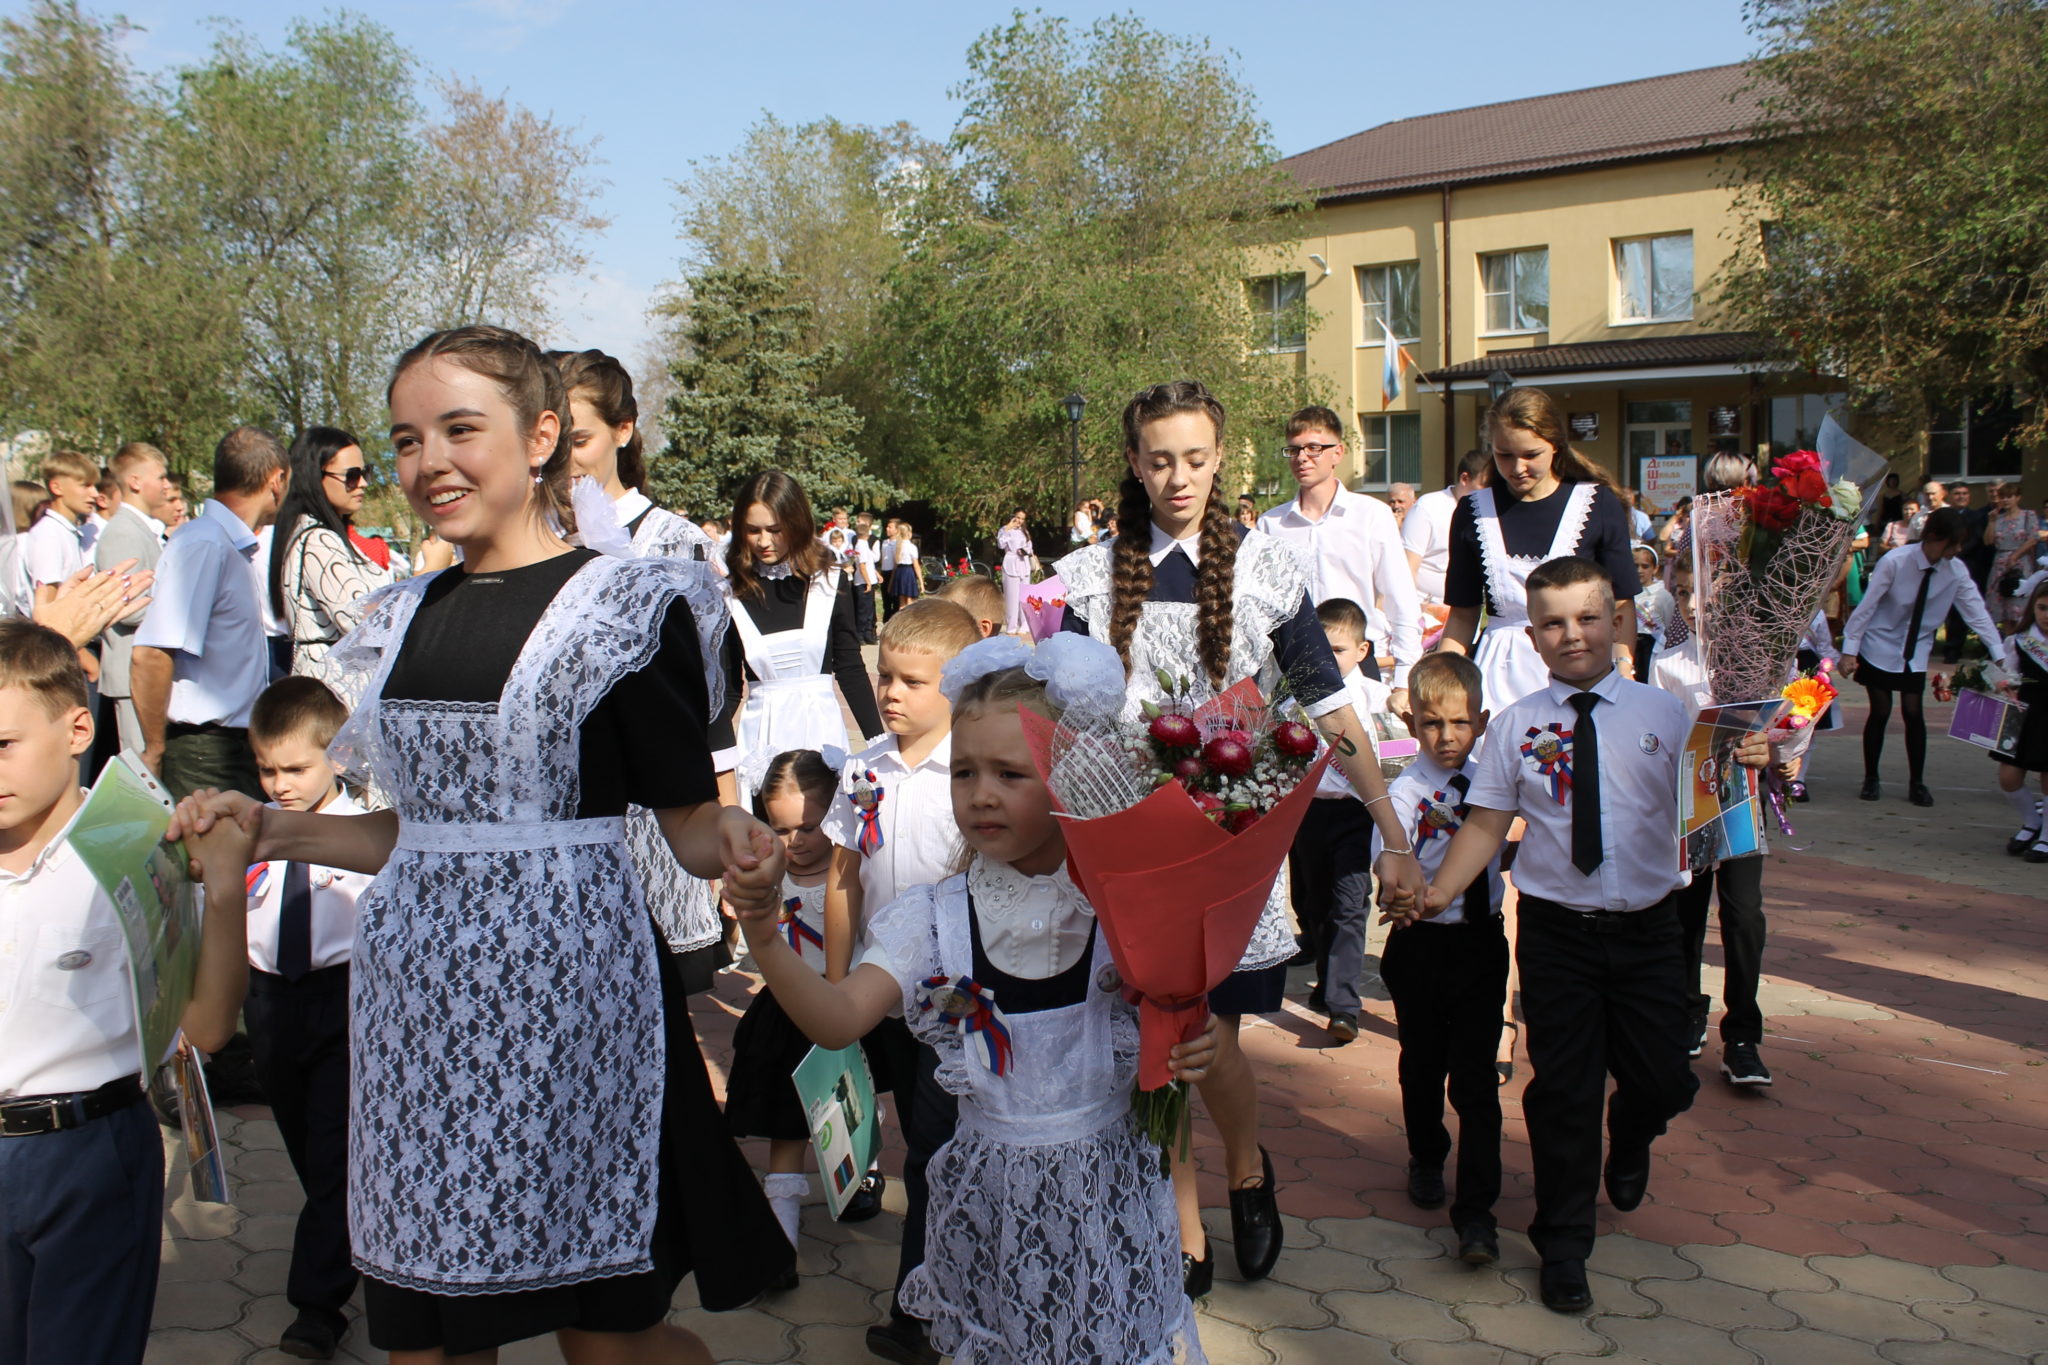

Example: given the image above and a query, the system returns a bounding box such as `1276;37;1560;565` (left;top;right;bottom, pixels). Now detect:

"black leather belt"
1520;893;1677;935
166;721;246;739
0;1074;144;1137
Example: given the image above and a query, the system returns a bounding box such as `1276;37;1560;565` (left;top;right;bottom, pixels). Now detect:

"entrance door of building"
1626;400;1694;490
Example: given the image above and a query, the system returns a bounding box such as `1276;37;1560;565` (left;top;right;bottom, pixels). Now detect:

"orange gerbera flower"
1782;675;1836;719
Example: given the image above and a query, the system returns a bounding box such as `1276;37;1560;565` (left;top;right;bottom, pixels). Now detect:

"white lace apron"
877;872;1203;1365
621;505;729;954
1470;483;1596;711
324;556;695;1294
729;568;847;802
1056;532;1310;971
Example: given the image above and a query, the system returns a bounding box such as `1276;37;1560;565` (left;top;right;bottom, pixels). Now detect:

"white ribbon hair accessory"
940;634;1035;704
569;476;633;558
1025;632;1126;721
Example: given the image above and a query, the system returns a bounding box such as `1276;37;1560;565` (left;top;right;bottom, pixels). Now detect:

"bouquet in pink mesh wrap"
1688;451;1862;706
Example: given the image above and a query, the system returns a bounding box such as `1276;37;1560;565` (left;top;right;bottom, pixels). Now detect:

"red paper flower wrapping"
1021;679;1335;1089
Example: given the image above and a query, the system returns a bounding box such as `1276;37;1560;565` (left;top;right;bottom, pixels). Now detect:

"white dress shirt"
823;732;966;919
879;538;898;572
1842;542;2004;674
963;855;1095;977
81;511;107;555
1257;485;1423;687
1401;485;1460;603
1372;753;1504;925
246;790;371;976
134;499;271;728
0;807;144;1097
252;523;288;641
20;510;85;588
1467;668;1689;912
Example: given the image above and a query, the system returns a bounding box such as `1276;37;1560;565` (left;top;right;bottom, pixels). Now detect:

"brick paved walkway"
147;697;2048;1363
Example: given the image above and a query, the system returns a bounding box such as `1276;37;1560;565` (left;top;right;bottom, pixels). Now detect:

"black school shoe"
1860;776;1881;801
1539;1259;1592;1312
1909;783;1935;807
1603;1143;1652;1212
841;1169;887;1223
1182;1238;1214;1299
1229;1147;1283;1280
866;1310;941;1365
1405;1160;1446;1210
1456;1223;1500;1266
279;1310;346;1360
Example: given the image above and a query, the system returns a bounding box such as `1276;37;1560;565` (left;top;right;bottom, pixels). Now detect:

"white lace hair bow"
939;634;1034;704
1025;632;1125;721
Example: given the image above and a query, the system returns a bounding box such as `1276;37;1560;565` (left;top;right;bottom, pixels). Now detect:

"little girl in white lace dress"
731;637;1214;1365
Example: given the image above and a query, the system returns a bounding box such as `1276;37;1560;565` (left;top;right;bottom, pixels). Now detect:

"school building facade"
1260;64;2034;511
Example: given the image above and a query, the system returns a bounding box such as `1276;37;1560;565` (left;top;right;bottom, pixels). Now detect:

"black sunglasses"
323;467;368;491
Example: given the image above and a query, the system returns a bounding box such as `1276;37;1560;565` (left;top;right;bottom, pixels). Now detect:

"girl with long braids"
549;348;734;991
1056;380;1424;1294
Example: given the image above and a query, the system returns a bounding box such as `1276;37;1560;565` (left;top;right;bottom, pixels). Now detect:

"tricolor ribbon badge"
849;771;886;856
1415;792;1464;843
780;895;824;954
1520;723;1574;806
245;863;271;900
915;974;1013;1077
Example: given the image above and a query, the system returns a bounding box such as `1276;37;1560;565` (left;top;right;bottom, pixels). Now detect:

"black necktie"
1449;773;1492;921
278;861;312;983
1902;564;1935;670
1569;693;1603;875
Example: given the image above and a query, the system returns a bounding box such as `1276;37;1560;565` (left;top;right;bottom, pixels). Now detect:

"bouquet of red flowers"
1020;661;1334;1166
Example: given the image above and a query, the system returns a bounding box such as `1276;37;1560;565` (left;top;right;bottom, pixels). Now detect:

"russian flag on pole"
1380;316;1405;406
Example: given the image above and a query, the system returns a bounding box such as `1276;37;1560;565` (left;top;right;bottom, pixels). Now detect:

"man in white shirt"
1841;506;2002;806
94;444;175;757
131;426;288;799
1387;482;1417;527
1256;406;1424;702
1403;449;1491;605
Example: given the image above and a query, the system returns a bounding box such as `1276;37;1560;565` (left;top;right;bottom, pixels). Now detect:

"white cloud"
453;0;563;54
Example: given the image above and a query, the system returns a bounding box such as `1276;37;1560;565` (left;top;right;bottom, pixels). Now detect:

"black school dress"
1993;632;2048;773
355;550;793;1354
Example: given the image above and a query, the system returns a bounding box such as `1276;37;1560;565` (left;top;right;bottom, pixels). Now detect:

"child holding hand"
733;635;1215;1365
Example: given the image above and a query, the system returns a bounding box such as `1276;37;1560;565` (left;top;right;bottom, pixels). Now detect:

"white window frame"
1356;261;1421;347
1354;412;1424;490
1612;232;1695;325
1246;272;1307;353
1479;248;1549;336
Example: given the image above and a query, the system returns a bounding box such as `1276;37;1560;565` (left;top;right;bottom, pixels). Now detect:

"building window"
1357;262;1421;344
1480;248;1548;334
1614;233;1694;323
1926;393;2023;480
1246;273;1307;351
1356;413;1424;488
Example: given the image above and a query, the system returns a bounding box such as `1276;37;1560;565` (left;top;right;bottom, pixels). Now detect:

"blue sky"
86;1;1754;362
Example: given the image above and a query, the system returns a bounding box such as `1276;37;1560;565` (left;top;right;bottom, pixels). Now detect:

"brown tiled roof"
1285;65;1769;203
1421;332;1773;382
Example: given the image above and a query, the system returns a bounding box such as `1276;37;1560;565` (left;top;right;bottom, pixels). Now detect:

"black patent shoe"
1539;1258;1592;1312
1228;1146;1283;1281
841;1168;886;1223
1405;1160;1447;1210
1182;1238;1214;1299
1456;1223;1500;1266
1909;783;1935;808
866;1311;941;1365
2027;842;2048;864
1859;776;1881;801
1603;1143;1652;1212
2008;827;2041;856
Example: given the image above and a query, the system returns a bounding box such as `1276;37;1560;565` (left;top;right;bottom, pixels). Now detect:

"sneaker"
1722;1042;1773;1087
1687;1008;1710;1059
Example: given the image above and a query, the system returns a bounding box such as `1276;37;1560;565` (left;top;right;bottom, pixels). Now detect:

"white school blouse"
1465;669;1689;913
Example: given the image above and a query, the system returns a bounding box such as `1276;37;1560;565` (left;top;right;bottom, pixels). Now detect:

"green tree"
1718;0;2048;434
653;265;895;517
877;11;1324;526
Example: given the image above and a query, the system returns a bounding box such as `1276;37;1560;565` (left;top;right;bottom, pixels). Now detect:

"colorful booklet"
792;1043;881;1220
169;1040;232;1204
1678;698;1784;872
1949;689;2028;753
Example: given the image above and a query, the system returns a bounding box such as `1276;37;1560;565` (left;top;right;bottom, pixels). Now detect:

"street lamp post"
1062;391;1087;515
1487;369;1515;405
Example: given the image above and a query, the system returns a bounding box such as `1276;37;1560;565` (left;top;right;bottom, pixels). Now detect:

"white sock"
2006;787;2041;832
763;1173;808;1248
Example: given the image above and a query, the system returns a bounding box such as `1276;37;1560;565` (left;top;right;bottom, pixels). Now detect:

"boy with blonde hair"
820;597;980;1365
934;573;1005;639
21;450;100;591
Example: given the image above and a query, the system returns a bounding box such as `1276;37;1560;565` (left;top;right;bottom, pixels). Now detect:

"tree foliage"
652;266;895;518
0;1;607;473
1719;0;2048;433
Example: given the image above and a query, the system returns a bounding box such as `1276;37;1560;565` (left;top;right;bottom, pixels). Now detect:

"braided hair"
1108;380;1240;690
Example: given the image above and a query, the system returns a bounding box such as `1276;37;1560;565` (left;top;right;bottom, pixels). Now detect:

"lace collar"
757;559;795;580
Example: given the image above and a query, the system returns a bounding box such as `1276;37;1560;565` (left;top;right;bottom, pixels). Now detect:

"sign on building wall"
1642;456;1698;514
1708;405;1742;437
1569;411;1601;442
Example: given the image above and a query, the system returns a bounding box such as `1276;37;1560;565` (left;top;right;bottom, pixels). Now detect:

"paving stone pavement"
148;694;2048;1363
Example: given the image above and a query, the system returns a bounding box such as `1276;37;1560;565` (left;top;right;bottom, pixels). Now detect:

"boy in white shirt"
1288;598;1388;1044
0;619;250;1365
1372;652;1508;1267
820;598;979;1365
1419;556;1770;1314
243;677;373;1360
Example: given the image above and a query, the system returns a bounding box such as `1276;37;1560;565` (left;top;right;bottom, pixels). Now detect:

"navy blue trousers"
0;1097;163;1364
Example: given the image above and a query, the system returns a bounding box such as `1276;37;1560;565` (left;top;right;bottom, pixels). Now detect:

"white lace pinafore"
729;567;848;801
1470;483;1596;711
623;505;730;954
324;556;697;1295
873;867;1203;1365
1056;531;1311;971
